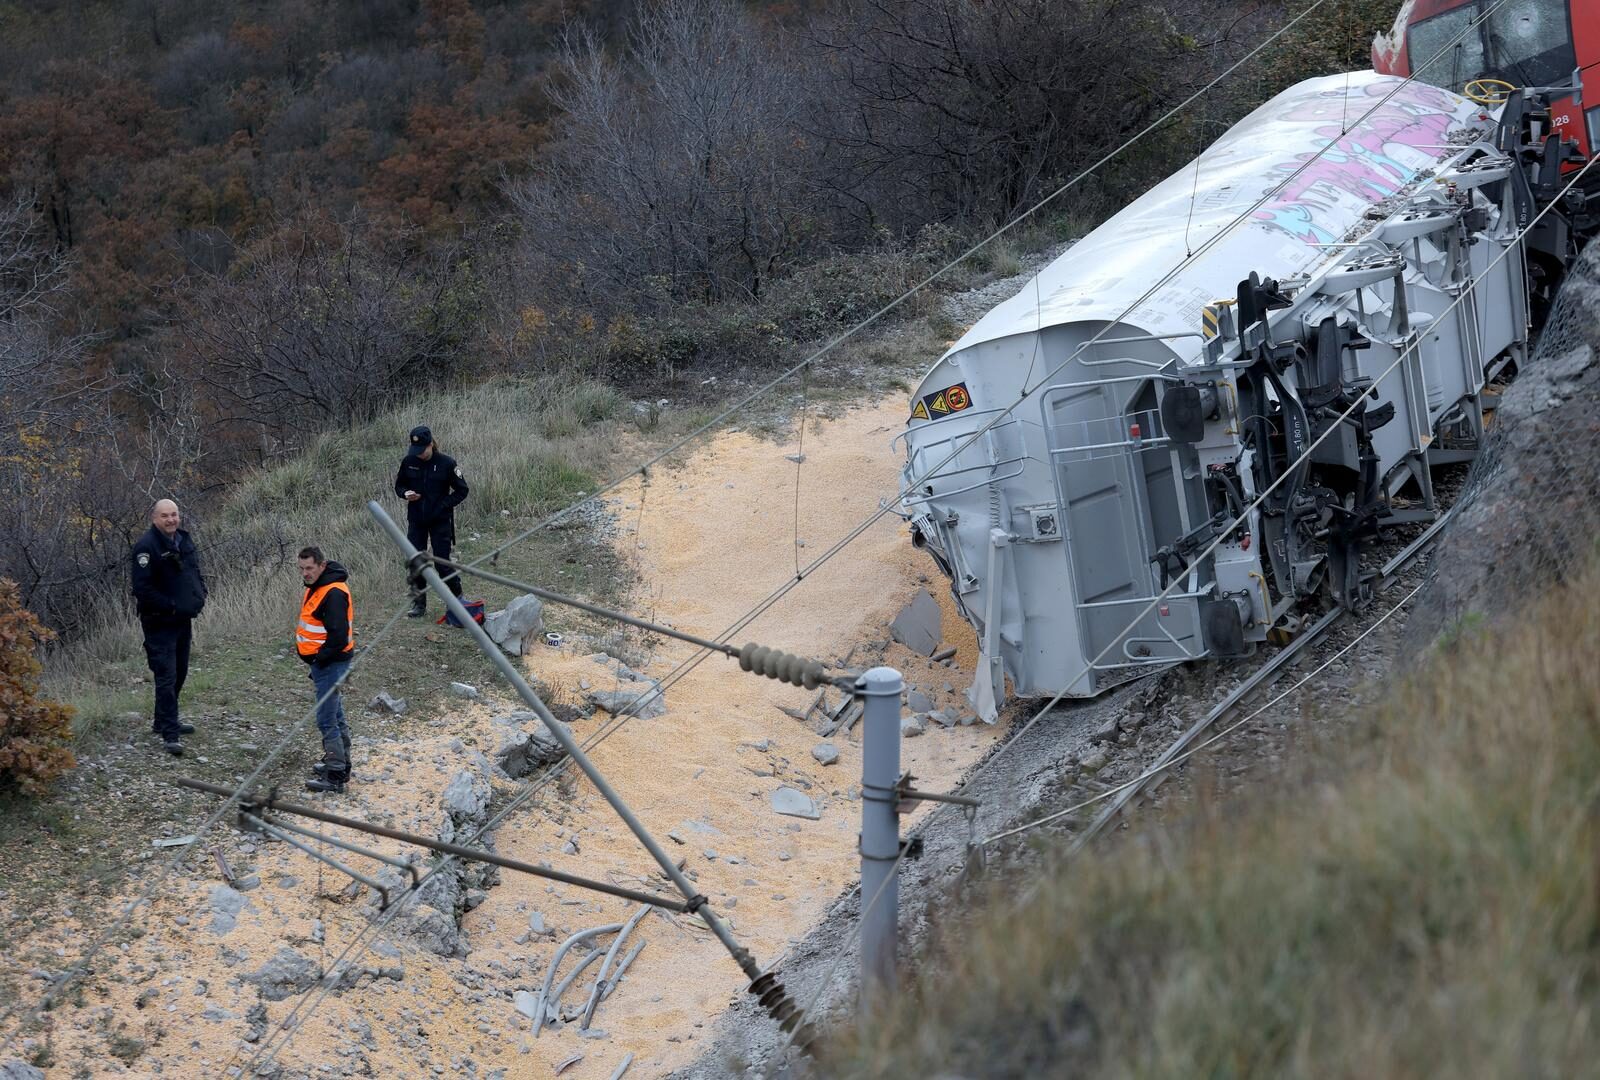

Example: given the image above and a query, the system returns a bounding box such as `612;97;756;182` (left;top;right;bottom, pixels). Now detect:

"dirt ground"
1;398;1003;1079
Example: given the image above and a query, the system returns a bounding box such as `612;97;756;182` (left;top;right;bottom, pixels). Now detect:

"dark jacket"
393;451;469;526
131;526;207;622
301;561;352;666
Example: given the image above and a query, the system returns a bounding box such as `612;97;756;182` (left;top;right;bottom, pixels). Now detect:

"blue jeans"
308;659;352;771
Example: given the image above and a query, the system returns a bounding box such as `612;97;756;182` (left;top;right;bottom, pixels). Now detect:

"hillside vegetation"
823;551;1600;1077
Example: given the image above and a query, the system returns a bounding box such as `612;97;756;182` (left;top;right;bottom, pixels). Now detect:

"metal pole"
857;666;903;1005
366;502;762;980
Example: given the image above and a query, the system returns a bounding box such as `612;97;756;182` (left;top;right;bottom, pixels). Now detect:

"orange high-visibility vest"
296;581;354;658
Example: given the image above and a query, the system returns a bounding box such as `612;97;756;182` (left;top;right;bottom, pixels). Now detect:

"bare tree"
804;0;1223;230
176;217;481;460
509;0;817;312
0;191;80;403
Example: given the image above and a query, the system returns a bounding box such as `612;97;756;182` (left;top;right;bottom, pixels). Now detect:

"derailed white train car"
899;72;1549;719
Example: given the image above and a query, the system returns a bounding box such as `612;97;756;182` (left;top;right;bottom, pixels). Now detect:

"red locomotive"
1373;0;1598;156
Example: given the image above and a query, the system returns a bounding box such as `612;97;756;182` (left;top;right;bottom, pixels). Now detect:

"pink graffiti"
1252;81;1462;245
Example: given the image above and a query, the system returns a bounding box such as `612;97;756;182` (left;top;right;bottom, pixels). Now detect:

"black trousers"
407;516;462;597
140;615;192;738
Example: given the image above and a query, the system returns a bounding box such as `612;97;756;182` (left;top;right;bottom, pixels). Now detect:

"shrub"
0;578;77;793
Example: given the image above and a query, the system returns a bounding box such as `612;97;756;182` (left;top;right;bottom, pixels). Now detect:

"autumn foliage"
0;578;76;794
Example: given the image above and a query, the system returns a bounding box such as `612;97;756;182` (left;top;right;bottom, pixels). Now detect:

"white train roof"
948;72;1484;364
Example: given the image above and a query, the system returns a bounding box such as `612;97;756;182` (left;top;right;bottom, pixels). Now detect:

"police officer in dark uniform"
130;499;207;755
393;425;470;617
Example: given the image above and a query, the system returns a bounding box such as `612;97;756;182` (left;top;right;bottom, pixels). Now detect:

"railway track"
1055;506;1454;854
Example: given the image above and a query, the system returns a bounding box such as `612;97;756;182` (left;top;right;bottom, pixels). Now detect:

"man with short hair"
296;547;354;794
131;499;207;755
393;425;469;618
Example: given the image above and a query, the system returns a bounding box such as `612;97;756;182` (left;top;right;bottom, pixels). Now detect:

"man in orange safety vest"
297;546;354;793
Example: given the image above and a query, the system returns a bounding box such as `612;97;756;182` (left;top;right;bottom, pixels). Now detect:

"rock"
450;682;481;700
1079;749;1110;772
528;912;551;937
770;787;820;820
484;595;546;657
1118;712;1145;733
489;711;566;779
513;990;540;1019
440;757;493;843
236;874;261;892
900;716;926;738
929;710;957;728
811;742;840;766
906;688;934;713
890;590;942;656
243;1002;269;1042
785;453;806;464
247;947;321;1001
208;884;250;936
1091;718;1119;743
368;692;408;715
0;1061;44;1080
588;680;667;719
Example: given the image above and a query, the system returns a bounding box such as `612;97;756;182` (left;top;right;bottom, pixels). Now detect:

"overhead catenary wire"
178;778;688;911
781;145;1569;1067
266;11;1543;1070
586;0;1530;773
188;3;1500;1071
260;19;1533;1069
432;0;1347;595
1;0;1432;1054
767;2;1541;1061
240;33;1391;1073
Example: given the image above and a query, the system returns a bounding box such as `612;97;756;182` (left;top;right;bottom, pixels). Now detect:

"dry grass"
825;557;1600;1078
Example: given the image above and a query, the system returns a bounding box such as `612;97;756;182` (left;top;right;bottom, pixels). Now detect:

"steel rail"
1060;508;1453;853
176;778;687;913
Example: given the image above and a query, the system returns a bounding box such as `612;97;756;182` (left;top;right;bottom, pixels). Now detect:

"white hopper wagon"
898;71;1591;720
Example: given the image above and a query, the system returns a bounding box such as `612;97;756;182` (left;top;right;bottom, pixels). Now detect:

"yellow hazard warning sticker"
910;381;973;422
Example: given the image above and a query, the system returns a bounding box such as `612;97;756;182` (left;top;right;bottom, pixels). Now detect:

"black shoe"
162;739;185;757
176;722;196;735
305;774;347;793
407;598;426;619
312;761;355;779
